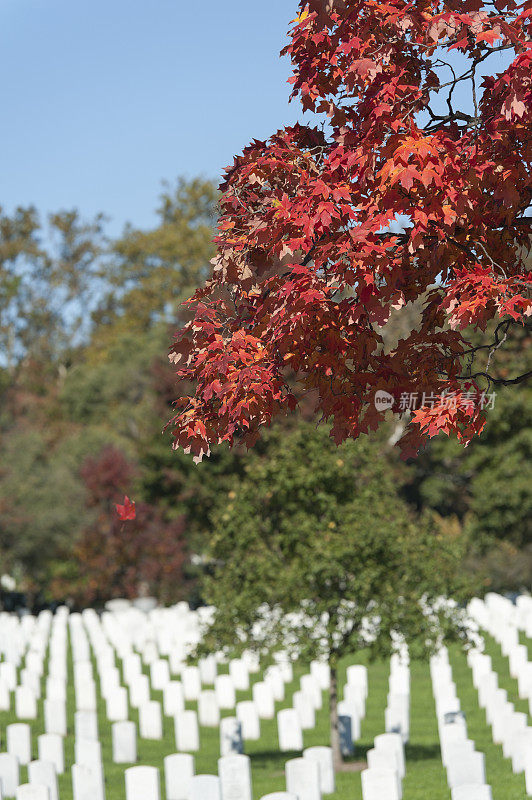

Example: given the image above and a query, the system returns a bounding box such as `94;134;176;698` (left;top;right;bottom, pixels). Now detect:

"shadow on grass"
405;743;442;761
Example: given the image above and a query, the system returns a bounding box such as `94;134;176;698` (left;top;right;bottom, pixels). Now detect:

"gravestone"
16;785;50;800
215;675;236;709
346;665;368;697
75;680;97;712
125;766;161;800
451;786;493;800
0;679;10;711
278;709;303;752
71;762;105;800
139;701;163;739
7;723;32;765
236;701;261;740
338;715;354;756
37;734;64;774
151;659;170;691
112;721;137;763
199;655;217;685
260;795;297;800
44;699;67;737
229;660;250;691
293;691;315;730
447;751;486;789
303;747;335;794
74;710;99;741
220;717;243;756
106;686;128;722
285;757;321;800
189;775;221;800
198;690;220;727
338;700;361;741
265;666;285;702
15;686;37;719
0;752;20;796
163;682;184;716
27;761;59;800
218;754;252;800
164;753;195;800
300;675;322;710
74;738;102;768
361;768;400;800
129;674;150;708
252;682;274;719
182;666;202;701
175;710;200;752
373;733;405;779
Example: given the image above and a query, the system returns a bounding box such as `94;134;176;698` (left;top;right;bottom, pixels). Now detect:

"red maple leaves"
115;495;136;521
168;0;532;461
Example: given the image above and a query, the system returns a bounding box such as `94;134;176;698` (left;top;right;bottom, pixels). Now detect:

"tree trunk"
329;663;343;771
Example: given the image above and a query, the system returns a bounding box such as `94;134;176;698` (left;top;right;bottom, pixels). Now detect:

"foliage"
51;446;188;606
197;423;474;764
169;0;531;463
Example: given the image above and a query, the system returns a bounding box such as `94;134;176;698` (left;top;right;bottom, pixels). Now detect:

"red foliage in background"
168;0;531;461
71;447;187;604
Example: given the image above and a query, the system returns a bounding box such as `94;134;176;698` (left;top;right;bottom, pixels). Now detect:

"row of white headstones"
0;601;410;800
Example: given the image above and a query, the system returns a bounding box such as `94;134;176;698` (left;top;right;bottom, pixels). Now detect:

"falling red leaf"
115;495;136;521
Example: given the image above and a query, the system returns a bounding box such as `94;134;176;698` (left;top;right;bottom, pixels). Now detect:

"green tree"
196;424;473;769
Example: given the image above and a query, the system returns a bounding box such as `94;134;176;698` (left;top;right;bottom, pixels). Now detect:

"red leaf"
115;495;136;521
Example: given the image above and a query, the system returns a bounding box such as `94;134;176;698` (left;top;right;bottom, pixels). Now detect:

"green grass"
1;630;530;799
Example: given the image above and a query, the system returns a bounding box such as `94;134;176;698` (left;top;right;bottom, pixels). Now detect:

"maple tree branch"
458;370;532;387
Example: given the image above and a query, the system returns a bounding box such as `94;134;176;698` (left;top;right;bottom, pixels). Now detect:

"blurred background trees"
0;177;529;608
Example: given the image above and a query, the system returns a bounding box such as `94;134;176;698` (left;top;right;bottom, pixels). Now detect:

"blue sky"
0;0;305;234
1;1;515;236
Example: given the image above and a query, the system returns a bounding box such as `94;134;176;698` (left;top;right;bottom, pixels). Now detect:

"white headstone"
265;666;285;702
229;660;250;691
163;682;184;716
15;686;37;719
125;766;160;800
16;785;50;800
252;682;274;719
218;754;252;800
106;686;128;722
285;757;321;800
7;723;32;765
361;768;400;800
71;762;105;800
112;721;137;763
164;753;195;800
74;711;99;741
44;699;67;737
130;674;150;708
447;751;486;789
139;701;163;739
175;710;200;752
373;733;405;779
260;795;297;800
236;701;260;740
0;752;20;796
189;775;221;800
220;717;243;756
215;675;236;710
199;655;217;685
37;735;64;774
303;747;335;794
74;739;102;769
278;709;303;752
198;690;220;727
27;761;58;800
151;659;171;691
293;691;315;730
451;786;492;800
300;675;322;710
182;666;202;701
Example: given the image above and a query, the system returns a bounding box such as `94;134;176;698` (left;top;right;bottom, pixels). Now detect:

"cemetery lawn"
1;636;529;799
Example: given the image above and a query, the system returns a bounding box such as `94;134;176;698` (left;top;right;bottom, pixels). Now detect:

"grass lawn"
1;629;530;799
